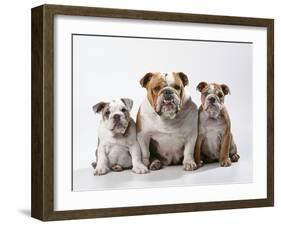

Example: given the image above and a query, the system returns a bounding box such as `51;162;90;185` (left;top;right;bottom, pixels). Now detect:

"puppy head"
197;82;230;118
140;72;188;119
93;98;133;134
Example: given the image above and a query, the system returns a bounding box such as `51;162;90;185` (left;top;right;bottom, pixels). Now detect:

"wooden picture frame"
31;4;274;221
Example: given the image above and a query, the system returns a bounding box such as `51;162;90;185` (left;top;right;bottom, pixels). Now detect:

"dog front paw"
230;153;240;162
149;159;162;171
197;160;204;168
93;166;110;175
132;163;149;174
111;164;123;172
183;160;197;171
220;158;232;167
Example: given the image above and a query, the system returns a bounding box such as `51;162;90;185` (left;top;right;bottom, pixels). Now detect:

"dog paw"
111;164;123;172
183;160;197;171
132;163;149;174
149;160;162;171
220;158;232;167
142;157;150;167
230;153;240;162
197;160;204;168
93;166;109;175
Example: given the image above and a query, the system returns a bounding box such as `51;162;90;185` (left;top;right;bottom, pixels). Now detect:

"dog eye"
153;86;161;92
174;85;181;90
218;92;223;98
105;110;110;116
121;108;127;112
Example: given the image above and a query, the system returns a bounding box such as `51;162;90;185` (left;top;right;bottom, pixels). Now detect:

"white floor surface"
73;160;252;191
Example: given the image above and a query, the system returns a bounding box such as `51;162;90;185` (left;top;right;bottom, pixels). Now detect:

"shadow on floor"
18;209;30;217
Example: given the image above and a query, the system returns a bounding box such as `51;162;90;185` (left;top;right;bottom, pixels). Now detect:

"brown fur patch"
174;72;189;86
140;72;154;88
101;103;110;120
219;108;232;166
145;72;166;110
173;72;187;100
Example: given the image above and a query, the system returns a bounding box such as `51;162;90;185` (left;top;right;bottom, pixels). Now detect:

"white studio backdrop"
73;35;253;171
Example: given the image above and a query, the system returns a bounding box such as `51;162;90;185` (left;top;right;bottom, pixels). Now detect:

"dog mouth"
161;99;177;111
156;97;180;117
163;99;175;105
206;103;216;109
205;105;218;113
203;103;221;118
110;119;129;134
111;121;125;129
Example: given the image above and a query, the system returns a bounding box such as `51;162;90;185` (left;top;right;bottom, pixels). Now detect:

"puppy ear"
140;72;154;88
121;98;133;111
221;84;231;95
197;82;208;92
177;72;189;86
92;102;108;113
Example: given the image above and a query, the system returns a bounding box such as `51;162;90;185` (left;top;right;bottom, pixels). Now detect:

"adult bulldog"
136;72;198;171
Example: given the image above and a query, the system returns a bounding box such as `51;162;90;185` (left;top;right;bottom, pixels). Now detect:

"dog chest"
151;133;185;164
199;115;225;159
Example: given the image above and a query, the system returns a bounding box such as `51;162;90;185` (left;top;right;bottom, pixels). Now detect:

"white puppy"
92;98;149;175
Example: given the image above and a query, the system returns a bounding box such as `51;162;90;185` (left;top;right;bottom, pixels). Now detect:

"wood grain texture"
31;5;44;220
31;4;274;221
266;19;274;206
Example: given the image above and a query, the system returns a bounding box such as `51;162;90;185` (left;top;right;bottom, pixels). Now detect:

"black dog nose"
163;89;173;99
113;114;121;120
209;97;216;104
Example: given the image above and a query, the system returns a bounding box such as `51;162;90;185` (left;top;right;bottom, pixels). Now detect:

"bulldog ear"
121;98;133;111
177;72;189;86
196;82;208;92
221;84;231;95
92;102;108;113
140;72;154;88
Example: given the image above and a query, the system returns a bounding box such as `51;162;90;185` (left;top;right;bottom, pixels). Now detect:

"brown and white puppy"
137;72;198;171
92;98;149;175
194;82;240;167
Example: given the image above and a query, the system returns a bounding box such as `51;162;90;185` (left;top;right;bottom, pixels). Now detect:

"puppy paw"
132;163;149;174
142;157;150;167
183;160;197;171
111;164;123;172
230;153;240;162
93;166;110;175
220;158;232;167
197;160;204;168
149;160;162;171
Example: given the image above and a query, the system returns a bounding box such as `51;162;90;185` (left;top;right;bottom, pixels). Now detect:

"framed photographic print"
31;4;274;221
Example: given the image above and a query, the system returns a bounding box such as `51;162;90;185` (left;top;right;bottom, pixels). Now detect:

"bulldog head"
93;98;133;134
140;72;189;119
197;82;230;118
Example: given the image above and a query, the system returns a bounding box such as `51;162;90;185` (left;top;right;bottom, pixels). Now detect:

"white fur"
105;100;129;133
137;94;198;170
164;73;175;86
94;100;148;175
